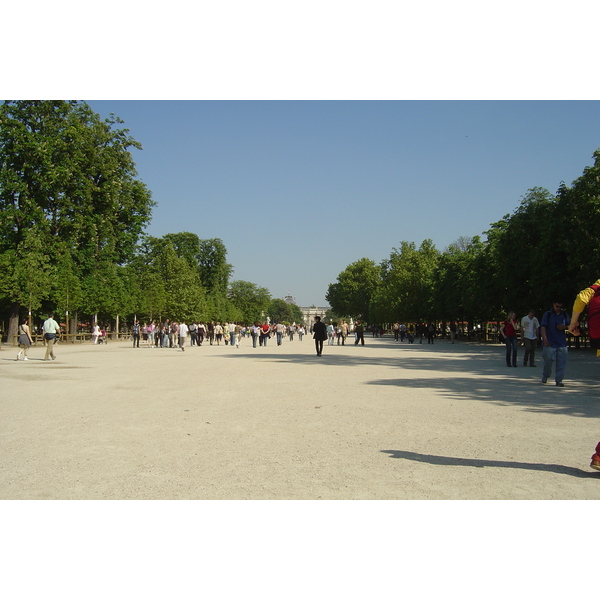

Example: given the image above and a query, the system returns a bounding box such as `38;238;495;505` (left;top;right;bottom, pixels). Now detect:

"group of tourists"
129;320;314;351
498;305;569;387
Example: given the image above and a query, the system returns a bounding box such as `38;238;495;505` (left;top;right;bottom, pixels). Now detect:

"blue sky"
87;100;600;307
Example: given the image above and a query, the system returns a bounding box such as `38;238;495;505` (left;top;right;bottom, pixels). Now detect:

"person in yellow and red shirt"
568;279;600;471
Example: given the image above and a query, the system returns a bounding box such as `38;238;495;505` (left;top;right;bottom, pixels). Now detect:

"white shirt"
43;318;60;334
178;323;189;337
521;315;539;340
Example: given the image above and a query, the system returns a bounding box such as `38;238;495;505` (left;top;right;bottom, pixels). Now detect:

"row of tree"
0;100;302;340
326;150;600;328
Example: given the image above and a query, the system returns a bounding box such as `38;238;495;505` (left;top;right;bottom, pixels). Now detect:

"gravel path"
2;335;599;499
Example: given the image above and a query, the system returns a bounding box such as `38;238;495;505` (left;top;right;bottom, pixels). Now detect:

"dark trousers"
523;338;537;365
505;336;518;366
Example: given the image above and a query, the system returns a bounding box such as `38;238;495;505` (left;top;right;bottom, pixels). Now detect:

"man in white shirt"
521;309;540;367
275;322;285;346
42;313;61;361
178;321;189;351
228;321;237;347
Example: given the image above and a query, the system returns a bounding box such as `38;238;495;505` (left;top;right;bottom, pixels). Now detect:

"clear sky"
87;100;600;307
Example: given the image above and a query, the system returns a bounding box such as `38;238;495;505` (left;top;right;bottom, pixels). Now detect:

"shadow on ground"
221;341;600;419
366;372;600;418
381;449;598;479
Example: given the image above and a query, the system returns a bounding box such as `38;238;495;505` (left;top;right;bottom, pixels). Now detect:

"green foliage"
228;280;271;323
198;238;233;296
371;240;439;323
331;148;600;325
267;298;303;324
0;100;154;335
4;100;600;333
433;235;490;321
326;258;380;322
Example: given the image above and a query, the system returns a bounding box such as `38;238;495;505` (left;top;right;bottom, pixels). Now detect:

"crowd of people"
131;320;310;350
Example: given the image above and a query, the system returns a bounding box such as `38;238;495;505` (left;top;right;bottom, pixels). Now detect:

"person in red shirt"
260;322;271;346
499;311;519;367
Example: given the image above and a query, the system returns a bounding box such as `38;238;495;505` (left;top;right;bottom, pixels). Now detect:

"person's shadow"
381;449;597;478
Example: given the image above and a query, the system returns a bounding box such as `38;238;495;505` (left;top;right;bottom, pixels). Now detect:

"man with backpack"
567;278;600;471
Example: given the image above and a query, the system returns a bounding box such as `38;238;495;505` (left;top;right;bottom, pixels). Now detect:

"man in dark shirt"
540;300;570;387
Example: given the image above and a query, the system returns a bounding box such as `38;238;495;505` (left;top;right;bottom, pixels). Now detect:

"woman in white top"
91;323;101;344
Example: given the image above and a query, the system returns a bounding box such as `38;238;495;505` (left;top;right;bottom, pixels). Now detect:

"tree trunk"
7;302;20;346
70;313;78;339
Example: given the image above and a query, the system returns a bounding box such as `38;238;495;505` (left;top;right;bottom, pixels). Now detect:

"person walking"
251;322;261;348
521;309;540;366
312;316;328;356
354;320;365;346
499;311;519;367
567;279;600;470
147;321;155;348
197;322;206;346
42;313;60;361
178;320;189;351
234;323;242;348
225;322;235;347
275;321;285;346
326;321;335;346
449;321;457;344
260;322;271;347
16;318;34;361
132;320;140;348
540;300;570;387
427;322;436;344
214;322;223;345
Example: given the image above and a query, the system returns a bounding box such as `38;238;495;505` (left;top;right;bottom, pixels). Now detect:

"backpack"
588;284;600;340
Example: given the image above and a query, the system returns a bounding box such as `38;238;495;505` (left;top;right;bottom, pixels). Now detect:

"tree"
197;238;233;297
267;298;304;324
228;280;271;323
155;242;207;322
554;149;600;295
326;258;380;322
372;240;440;323
433;235;488;323
0;100;154;338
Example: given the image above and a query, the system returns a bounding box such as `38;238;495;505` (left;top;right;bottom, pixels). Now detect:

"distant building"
283;293;330;325
300;305;331;326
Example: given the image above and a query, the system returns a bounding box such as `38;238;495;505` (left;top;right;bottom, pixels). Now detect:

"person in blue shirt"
540;300;570;387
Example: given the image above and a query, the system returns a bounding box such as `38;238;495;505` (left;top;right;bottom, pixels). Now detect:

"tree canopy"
328;149;600;326
3;100;599;337
0;100;154;336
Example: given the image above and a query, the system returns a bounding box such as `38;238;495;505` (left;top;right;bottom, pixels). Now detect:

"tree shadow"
221;341;600;418
366;374;600;418
381;449;597;479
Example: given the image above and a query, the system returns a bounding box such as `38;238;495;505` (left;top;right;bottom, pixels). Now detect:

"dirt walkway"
2;335;599;499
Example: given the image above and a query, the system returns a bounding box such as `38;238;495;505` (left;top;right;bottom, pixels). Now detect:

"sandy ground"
2;334;600;500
